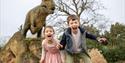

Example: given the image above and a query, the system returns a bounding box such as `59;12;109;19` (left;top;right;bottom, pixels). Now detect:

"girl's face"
68;19;80;33
44;28;54;40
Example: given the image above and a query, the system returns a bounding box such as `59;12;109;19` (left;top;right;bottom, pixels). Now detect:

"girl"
40;26;63;63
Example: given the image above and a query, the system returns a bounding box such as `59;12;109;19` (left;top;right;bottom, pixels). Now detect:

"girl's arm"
54;38;63;49
54;38;65;63
40;40;46;63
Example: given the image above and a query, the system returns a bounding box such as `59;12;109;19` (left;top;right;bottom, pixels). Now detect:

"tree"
104;22;125;48
84;25;100;49
46;0;109;36
102;22;125;62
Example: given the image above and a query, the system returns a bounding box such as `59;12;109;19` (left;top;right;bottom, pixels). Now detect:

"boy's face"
68;19;80;32
44;28;54;40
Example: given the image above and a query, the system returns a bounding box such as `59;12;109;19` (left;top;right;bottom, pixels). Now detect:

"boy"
60;14;107;63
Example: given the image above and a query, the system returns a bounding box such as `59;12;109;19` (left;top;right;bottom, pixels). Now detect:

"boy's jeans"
65;52;92;63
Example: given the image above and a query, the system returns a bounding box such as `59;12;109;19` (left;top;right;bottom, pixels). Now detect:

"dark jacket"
60;26;97;54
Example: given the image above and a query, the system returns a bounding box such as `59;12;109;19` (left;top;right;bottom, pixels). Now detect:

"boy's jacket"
60;26;97;55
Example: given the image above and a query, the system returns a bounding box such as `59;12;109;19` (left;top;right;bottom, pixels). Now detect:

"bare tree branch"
72;0;78;15
79;0;87;16
46;0;108;35
56;0;76;15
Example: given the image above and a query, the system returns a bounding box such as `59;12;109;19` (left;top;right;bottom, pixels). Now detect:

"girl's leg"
60;50;66;63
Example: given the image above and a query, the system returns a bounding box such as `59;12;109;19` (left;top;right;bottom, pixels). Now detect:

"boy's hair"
43;26;55;34
67;14;79;24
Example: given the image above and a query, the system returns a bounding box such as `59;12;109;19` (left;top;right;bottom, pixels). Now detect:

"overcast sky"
0;0;125;37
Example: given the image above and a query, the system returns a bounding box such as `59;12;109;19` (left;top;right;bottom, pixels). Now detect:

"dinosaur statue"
22;0;55;38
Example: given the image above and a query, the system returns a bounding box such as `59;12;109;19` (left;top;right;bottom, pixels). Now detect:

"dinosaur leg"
22;24;30;38
30;25;39;34
37;27;42;38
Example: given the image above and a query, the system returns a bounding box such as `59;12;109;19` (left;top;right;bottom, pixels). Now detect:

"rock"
89;48;107;63
0;31;107;63
0;31;42;63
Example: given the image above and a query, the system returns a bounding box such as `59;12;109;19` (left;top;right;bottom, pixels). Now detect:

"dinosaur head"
41;0;55;14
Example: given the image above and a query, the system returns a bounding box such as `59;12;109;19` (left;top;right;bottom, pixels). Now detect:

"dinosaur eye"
51;7;55;10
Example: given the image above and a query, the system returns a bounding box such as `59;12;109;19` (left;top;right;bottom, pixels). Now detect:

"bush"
101;47;125;63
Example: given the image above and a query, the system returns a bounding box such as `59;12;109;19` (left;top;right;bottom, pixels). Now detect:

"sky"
0;0;125;37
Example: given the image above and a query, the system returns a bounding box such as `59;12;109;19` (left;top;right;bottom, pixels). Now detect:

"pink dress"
42;39;62;63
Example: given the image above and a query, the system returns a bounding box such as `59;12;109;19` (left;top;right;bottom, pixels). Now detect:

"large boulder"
0;31;107;63
89;48;107;63
0;31;42;63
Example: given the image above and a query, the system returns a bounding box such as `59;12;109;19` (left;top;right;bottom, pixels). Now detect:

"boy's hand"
97;37;108;45
56;44;63;49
